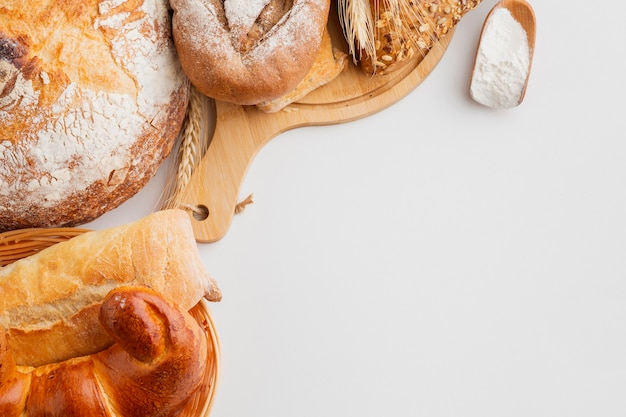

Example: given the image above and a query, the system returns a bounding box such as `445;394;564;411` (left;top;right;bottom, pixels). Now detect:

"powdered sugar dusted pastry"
0;0;189;231
169;0;331;105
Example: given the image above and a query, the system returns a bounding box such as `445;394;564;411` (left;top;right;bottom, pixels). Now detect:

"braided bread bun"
0;286;208;417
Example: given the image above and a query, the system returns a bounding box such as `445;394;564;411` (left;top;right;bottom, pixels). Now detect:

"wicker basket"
0;227;221;417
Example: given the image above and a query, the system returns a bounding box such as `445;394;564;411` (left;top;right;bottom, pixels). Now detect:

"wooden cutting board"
168;8;457;243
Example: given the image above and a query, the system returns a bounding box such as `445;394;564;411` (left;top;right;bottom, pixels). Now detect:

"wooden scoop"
498;0;536;48
470;0;536;108
167;11;457;243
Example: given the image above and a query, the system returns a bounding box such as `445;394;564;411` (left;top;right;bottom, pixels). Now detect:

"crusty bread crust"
0;0;189;231
1;286;208;417
0;209;221;367
170;0;331;105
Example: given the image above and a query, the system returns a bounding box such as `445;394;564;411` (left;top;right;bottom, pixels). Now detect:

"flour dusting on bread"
0;0;189;231
170;0;331;105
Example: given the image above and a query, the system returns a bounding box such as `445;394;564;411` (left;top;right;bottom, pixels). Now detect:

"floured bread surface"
170;0;331;105
0;0;189;232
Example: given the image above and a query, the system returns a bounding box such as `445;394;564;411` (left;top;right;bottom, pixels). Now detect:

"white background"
89;0;626;416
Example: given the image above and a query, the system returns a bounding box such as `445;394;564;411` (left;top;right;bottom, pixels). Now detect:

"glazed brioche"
0;286;208;417
0;209;221;367
170;0;331;105
339;0;482;75
0;0;189;231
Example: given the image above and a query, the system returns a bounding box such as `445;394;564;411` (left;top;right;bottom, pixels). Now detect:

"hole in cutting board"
192;204;209;221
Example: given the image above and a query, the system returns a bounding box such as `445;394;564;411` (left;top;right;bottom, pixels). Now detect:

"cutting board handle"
171;29;456;243
175;100;303;243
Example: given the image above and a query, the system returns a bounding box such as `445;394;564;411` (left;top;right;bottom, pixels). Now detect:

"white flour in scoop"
470;7;531;109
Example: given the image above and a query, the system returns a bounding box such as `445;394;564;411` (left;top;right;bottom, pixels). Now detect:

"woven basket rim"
185;298;222;417
0;227;92;267
0;227;221;416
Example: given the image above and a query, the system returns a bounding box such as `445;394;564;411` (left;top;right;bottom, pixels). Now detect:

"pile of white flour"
470;7;531;109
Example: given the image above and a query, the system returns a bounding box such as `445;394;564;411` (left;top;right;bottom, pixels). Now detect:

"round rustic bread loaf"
0;0;189;232
169;0;330;105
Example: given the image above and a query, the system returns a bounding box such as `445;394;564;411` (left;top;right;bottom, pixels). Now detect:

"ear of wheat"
338;0;376;66
160;85;214;213
339;0;482;75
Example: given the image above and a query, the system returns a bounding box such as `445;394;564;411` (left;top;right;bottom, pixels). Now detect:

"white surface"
88;1;626;415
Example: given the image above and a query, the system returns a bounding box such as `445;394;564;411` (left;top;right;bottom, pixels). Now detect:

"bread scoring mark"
0;34;28;102
0;66;40;129
197;0;299;56
224;0;271;34
224;0;272;52
0;282;119;331
0;61;18;100
107;167;130;186
223;0;297;55
0;0;138;141
0;35;28;62
1;0;136;98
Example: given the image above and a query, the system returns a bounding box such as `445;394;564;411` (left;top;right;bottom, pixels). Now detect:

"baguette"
0;209;221;367
0;286;208;417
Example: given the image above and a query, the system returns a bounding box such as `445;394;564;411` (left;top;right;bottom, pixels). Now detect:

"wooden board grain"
171;9;457;243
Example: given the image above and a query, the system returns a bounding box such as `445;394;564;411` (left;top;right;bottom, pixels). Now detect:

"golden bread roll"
0;209;221;367
0;0;189;232
169;0;331;105
0;286;208;417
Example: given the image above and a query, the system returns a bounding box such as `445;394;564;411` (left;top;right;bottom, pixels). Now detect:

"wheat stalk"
339;0;482;74
161;85;211;211
338;0;375;66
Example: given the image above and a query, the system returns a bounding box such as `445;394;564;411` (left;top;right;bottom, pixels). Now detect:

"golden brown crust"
340;0;481;75
170;0;331;105
0;329;30;417
6;304;106;371
0;210;221;367
95;287;207;417
28;358;107;417
0;0;189;232
1;286;207;417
